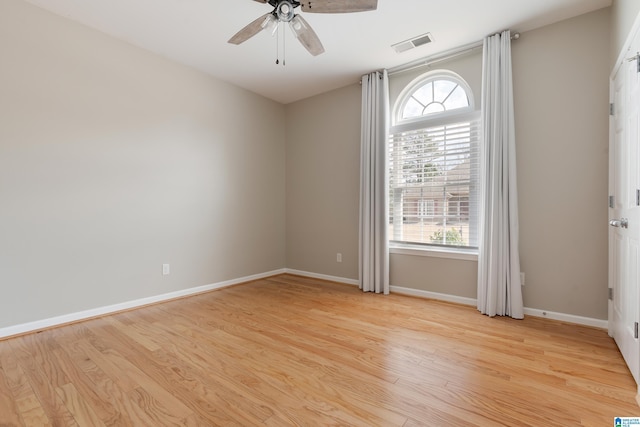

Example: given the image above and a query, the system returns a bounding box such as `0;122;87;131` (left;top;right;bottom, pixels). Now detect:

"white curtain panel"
359;70;390;294
477;31;524;318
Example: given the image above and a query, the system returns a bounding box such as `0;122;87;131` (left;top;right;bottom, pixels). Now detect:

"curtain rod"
387;32;520;77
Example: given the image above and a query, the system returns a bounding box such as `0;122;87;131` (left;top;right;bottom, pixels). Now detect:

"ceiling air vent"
392;33;433;54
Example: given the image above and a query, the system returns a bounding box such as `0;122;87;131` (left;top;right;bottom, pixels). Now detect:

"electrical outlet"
520;272;525;286
162;264;170;276
337;253;342;263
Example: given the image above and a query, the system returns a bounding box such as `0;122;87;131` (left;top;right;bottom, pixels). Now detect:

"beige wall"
286;8;612;320
513;8;610;319
0;0;286;329
285;84;361;279
611;0;640;68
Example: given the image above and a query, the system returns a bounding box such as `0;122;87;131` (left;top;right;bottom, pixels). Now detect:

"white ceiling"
23;0;611;104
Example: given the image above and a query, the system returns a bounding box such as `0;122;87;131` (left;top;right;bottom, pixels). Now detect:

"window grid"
401;79;470;120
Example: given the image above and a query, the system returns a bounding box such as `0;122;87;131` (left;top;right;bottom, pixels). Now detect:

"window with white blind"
390;71;480;250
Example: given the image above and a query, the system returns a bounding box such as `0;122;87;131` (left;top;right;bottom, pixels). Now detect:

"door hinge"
631;53;640;73
609;287;613;300
636;189;640;206
609;195;615;208
610;103;615;116
635;322;639;339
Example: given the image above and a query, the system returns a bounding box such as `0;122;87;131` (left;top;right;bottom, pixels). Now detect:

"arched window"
389;70;479;250
395;70;474;124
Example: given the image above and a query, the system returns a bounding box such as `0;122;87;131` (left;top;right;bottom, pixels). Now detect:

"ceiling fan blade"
228;13;272;45
300;0;377;13
289;15;325;56
253;0;267;2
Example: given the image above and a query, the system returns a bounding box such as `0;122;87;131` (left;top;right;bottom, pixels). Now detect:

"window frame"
389;70;480;259
393;70;476;128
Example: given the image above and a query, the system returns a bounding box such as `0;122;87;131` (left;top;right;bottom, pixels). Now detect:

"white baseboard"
0;268;609;339
291;272;609;329
522;307;608;329
390;285;608;329
284;269;360;286
390;285;477;306
0;268;286;340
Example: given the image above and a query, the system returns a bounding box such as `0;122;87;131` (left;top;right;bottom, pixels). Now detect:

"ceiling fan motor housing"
268;0;301;8
275;0;299;22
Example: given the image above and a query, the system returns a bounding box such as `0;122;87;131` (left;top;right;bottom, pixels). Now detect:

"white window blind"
389;118;480;248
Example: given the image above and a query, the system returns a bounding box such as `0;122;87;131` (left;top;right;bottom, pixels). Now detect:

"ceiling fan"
228;0;378;56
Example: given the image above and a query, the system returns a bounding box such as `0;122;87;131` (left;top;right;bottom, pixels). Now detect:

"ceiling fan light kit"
229;0;378;57
261;14;279;35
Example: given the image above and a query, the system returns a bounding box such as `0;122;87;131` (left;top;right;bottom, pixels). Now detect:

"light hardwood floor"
0;274;638;426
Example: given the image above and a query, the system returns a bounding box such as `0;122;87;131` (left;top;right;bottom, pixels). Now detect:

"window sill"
389;244;478;261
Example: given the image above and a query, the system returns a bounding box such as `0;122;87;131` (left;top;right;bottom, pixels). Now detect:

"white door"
609;34;640;386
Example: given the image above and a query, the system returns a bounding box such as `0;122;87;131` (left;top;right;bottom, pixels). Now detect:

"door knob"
609;218;629;228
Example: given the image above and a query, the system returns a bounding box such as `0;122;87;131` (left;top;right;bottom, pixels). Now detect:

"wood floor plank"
102;316;162;353
0;344;32;403
89;318;269;425
92;373;161;426
128;386;190;426
150;298;409;425
52;339;143;426
51;347;121;425
173;292;405;385
100;347;193;420
0;365;23;427
56;383;105;427
9;334;78;426
147;346;276;426
72;339;140;393
175;321;409;426
17;393;51;427
0;273;638;426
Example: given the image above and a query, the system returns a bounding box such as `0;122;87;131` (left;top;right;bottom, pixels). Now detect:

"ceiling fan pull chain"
275;21;280;65
283;22;286;66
